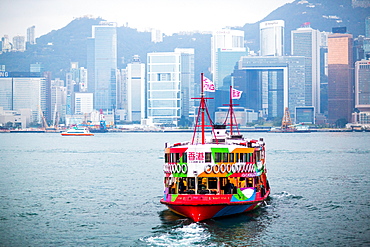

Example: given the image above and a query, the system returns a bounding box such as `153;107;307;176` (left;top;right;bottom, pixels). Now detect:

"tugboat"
160;74;270;222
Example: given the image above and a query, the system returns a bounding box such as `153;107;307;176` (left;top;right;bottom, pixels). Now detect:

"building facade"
211;29;245;88
0;72;46;123
126;55;146;122
327;33;354;123
87;22;117;112
291;26;321;114
232;56;306;121
146;48;194;126
260;20;285;57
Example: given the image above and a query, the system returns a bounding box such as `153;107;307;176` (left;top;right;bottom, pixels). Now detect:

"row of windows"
165;152;260;163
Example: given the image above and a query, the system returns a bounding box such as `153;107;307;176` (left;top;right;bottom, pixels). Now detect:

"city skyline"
0;0;294;39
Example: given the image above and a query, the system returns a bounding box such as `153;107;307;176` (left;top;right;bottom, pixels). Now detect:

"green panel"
210;147;229;162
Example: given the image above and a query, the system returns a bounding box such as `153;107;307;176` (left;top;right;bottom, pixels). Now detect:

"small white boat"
61;127;94;136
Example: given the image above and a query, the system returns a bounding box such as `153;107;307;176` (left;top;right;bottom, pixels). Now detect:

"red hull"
161;190;269;222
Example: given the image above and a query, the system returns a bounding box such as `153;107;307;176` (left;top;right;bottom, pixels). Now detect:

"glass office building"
232;56;305;121
87;22;117;111
147;49;194;126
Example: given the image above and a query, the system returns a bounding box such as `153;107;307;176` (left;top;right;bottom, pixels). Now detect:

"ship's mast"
223;86;240;135
191;73;214;145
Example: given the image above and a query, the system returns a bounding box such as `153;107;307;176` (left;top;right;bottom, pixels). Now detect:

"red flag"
232;88;242;99
203;76;215;92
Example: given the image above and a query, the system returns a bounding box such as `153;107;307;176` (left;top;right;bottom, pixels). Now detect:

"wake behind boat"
160;74;270;222
61;127;94;136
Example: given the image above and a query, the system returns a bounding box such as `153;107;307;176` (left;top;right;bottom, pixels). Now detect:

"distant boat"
61;127;94;136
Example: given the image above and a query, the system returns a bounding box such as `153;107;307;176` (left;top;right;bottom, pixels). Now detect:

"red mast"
191;73;214;145
223;86;240;135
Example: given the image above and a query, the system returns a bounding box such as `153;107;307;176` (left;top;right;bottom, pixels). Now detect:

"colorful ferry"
160;74;270;222
61;127;94;136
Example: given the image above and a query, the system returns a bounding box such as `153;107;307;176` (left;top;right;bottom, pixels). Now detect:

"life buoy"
205;164;212;174
181;164;187;174
220;164;226;173
213;164;220;174
226;164;232;173
231;164;237;173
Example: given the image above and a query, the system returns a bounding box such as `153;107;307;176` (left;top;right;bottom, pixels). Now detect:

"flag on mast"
231;88;243;99
203;76;215;92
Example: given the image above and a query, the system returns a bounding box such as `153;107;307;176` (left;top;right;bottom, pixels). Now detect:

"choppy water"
0;132;369;246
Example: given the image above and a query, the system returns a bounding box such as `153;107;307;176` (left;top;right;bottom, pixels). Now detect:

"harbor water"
0;132;369;246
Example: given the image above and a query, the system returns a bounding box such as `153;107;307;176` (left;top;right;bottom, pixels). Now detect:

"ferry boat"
160;74;270;222
61;127;94;136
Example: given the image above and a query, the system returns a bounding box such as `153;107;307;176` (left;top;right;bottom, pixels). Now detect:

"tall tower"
27;26;36;45
291;25;321;113
147;48;194;126
211;29;245;88
260;20;285;56
327;32;354;123
87;22;117;112
353;60;370;124
126;55;146;122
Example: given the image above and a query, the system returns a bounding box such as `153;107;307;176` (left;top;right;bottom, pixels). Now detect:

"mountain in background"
0;0;368;80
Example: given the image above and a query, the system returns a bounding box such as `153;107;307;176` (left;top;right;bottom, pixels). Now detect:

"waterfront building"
295;106;315;124
147;48;194;126
327;32;354;123
352;59;370;124
211;29;245;88
1;35;12;52
291;25;321;114
232;56;306;121
260;20;284;56
126;55;145;122
87;22;117;112
73;93;93;115
0;72;46;123
27;25;36;45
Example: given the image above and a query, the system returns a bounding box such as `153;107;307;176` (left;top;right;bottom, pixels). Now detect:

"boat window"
229;153;234;162
187;178;195;189
175;153;180;162
241;153;247;162
165;153;169;163
182;153;187;163
215;153;222;162
247;178;254;187
205;152;212;163
256;151;261;162
208;178;218;189
235;153;240;162
222;153;228;162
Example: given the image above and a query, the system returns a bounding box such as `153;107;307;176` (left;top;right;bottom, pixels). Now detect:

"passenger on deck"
224;179;235;194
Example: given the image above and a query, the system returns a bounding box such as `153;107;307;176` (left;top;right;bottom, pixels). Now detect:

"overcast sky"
1;0;294;39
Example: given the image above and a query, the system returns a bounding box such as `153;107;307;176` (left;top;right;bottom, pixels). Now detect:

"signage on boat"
187;152;205;163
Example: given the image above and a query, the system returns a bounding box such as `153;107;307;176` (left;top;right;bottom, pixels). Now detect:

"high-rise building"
232;56;306;121
27;26;36;45
327;32;354;123
366;16;370;38
353;60;370;124
291;26;321;113
87;22;117;112
147;48;194;126
211;29;245;88
126;55;145;122
260;20;284;56
1;35;12;52
151;29;163;43
0;72;46;122
12;36;25;52
73;93;93;115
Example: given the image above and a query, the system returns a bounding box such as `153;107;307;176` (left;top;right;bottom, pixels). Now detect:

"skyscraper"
126;55;145;122
147;48;194;126
327;32;354;123
211;29;245;88
291;25;321;113
87;22;117;111
233;56;305;121
353;60;370;124
27;26;36;45
12;36;25;52
260;20;284;56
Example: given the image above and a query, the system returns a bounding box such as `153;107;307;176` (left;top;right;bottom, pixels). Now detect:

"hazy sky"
1;0;294;39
